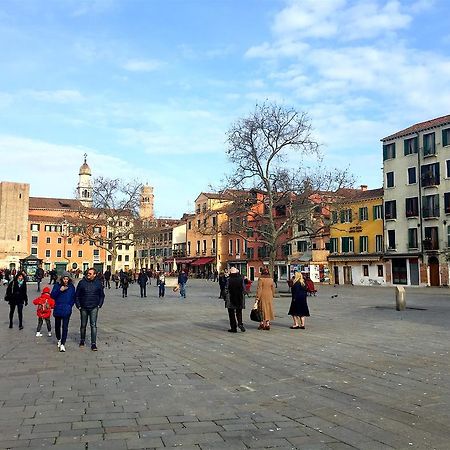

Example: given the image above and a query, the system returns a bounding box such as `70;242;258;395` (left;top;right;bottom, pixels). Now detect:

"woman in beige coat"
255;268;275;330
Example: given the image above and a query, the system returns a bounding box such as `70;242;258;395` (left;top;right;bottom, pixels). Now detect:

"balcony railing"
421;175;439;187
422;207;440;218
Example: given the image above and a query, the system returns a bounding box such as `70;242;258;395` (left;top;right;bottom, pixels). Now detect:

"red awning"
191;257;215;266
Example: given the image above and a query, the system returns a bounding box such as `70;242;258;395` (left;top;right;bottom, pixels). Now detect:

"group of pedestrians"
223;267;310;333
5;268;104;352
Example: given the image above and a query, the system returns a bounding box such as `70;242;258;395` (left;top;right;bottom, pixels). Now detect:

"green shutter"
349;209;353;222
383;145;387;161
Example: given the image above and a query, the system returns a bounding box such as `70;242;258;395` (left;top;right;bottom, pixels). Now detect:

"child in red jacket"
32;287;55;337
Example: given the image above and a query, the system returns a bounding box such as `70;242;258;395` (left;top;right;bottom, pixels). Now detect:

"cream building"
0;182;30;269
382;114;450;286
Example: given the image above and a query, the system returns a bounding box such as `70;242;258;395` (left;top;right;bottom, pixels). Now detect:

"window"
56;250;62;257
93;249;99;256
30;224;40;231
297;240;308;252
57;237;62;244
203;240;207;252
377;265;384;277
203;218;207;228
447;226;450;248
229;239;233;255
118;255;122;261
67;237;72;244
93;226;101;234
422;194;439;218
298;221;306;232
408;228;418;249
340;209;352;223
341;237;354;253
424;226;439;250
282;243;292;256
443;128;450;147
362;265;369;276
376;235;383;252
67;250;72;258
212;238;216;253
46;237;51;244
118;244;122;250
17;234;20;241
31;236;38;244
212;216;217;227
386;171;394;188
187;241;191;255
384;201;397;220
125;255;129;262
407;167;417;184
359;236;368;253
405;197;419;217
421;162;440;187
78;250;82;257
359;207;368;221
79;238;83;245
373;205;383;220
387;230;396;249
404;136;418;155
196;240;200;254
89;240;94;246
44;225;51;231
331;211;338;223
446;160;450;178
236;239;241;254
423;132;436;156
246;247;254;259
383;142;396;160
31;247;38;255
188;221;192;230
45;250;50;258
330;238;338;253
445;193;450;214
108;255;112;261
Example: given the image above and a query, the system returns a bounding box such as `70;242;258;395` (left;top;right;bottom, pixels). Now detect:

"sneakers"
19;325;23;330
60;344;66;352
57;340;61;349
79;340;85;347
48;332;52;337
91;344;98;351
238;324;246;332
36;332;43;337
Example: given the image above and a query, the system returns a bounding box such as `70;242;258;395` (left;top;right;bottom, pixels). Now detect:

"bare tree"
222;102;354;275
70;177;144;274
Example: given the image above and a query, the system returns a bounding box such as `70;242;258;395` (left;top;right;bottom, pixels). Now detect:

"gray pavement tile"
125;437;164;448
0;440;31;449
162;432;224;447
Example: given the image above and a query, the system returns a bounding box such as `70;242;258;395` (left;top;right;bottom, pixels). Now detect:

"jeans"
9;304;23;327
140;285;147;297
179;282;186;298
80;307;98;344
37;317;51;332
54;315;71;345
228;308;243;331
159;283;165;297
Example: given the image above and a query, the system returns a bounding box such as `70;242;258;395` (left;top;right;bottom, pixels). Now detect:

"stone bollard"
395;286;406;311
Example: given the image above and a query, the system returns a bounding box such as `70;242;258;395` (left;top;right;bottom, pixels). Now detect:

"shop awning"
164;258;194;264
191;257;215;266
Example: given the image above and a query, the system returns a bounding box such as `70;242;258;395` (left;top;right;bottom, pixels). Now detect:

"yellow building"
328;187;385;285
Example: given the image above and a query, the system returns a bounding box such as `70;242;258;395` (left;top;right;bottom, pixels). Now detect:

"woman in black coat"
5;272;28;329
288;272;310;329
224;267;245;333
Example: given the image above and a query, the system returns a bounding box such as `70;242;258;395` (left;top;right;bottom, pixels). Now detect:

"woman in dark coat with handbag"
288;272;310;329
224;267;245;333
5;272;28;329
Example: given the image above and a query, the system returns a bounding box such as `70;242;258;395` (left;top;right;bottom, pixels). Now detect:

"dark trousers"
122;286;128;297
54;315;71;345
37;317;51;332
228;308;243;331
159;284;165;297
9;304;23;327
80;307;98;344
105;280;110;289
140;285;147;297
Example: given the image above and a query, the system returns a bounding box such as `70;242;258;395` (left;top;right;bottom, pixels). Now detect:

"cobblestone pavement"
1;279;449;449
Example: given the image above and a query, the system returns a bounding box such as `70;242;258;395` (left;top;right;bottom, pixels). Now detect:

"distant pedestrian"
51;271;76;352
288;272;310;329
35;265;45;292
255;268;275;330
137;269;148;298
104;269;111;289
75;268;105;351
5;272;28;330
177;270;188;299
158;272;165;297
225;267;245;333
33;286;55;337
273;270;278;288
218;271;227;299
213;270;218;282
113;272;120;289
121;274;129;298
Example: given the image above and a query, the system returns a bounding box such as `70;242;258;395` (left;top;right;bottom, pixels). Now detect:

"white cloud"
122;58;164;72
24;89;85;103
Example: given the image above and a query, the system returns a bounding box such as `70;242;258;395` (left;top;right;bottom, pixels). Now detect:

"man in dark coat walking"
224;267;245;333
75;268;105;351
137;269;148;298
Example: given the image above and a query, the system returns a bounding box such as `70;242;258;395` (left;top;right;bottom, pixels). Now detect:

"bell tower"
76;153;93;208
140;184;154;220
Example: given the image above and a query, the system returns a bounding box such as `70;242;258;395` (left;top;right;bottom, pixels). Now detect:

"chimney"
360;185;367;191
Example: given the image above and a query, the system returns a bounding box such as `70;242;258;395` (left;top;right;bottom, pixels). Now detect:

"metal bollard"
395;286;406;311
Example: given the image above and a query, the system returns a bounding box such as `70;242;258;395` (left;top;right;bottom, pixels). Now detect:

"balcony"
421;175;439;188
422;207;439;219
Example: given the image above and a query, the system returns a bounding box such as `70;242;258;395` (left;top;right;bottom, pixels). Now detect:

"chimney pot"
360;185;367;191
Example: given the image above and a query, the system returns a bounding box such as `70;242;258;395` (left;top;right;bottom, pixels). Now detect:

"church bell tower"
76;154;93;208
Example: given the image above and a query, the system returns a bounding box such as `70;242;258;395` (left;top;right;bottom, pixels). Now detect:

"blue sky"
1;0;449;217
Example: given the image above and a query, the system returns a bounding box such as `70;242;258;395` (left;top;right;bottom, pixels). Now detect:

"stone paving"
0;279;450;449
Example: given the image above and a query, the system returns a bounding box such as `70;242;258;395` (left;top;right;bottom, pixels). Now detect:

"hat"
61;271;72;279
230;267;239;274
42;286;51;294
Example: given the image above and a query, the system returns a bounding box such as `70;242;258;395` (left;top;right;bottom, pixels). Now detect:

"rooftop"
29;197;83;210
382;114;450;141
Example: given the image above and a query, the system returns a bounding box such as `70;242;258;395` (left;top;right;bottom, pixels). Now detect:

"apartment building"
328;187;385;285
382;114;450;286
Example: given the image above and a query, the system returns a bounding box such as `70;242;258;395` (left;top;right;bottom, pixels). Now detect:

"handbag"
172;285;179;292
250;299;262;322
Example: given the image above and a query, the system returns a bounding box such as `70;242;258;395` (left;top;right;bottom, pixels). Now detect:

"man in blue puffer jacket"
75;268;105;351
